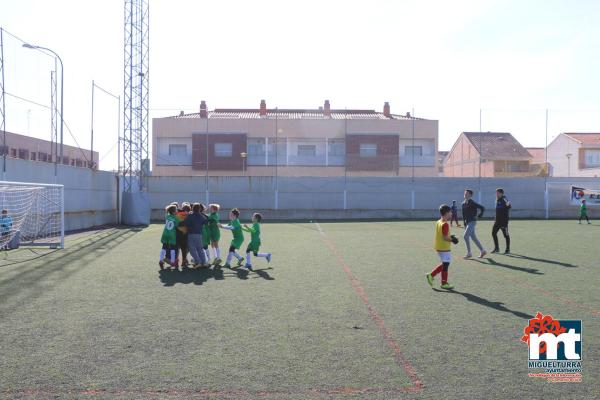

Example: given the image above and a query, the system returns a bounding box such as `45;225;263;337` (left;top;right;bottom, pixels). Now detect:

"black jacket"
183;212;207;234
495;196;511;224
462;199;485;224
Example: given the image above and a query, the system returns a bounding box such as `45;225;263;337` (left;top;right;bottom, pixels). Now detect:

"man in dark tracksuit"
492;188;511;254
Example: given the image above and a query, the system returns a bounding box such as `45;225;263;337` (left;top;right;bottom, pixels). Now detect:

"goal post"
0;181;65;249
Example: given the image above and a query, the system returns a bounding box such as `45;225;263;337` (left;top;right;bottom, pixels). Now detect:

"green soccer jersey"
242;222;261;246
208;212;221;241
161;214;178;245
229;218;244;248
581;204;588;216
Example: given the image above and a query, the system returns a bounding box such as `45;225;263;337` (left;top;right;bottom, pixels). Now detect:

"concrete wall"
1;157;118;231
147;175;600;221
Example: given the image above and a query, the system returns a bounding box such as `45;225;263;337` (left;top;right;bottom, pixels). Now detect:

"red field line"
316;223;424;392
3;386;419;398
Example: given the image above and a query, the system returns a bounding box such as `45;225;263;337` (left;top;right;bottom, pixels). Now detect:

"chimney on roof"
179;111;184;117
406;111;411;118
200;101;208;118
260;99;267;116
383;102;391;117
324;100;331;117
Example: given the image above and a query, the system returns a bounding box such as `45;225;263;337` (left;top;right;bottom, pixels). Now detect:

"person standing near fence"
578;199;591;224
450;200;461;227
492;188;511;254
461;189;487;259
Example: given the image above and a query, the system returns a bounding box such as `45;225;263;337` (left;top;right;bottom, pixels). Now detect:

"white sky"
1;0;600;170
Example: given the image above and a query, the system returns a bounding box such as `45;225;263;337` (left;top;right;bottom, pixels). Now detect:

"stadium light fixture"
22;43;64;177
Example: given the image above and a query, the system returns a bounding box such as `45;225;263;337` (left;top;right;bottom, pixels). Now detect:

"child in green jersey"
241;212;272;271
207;204;222;266
200;204;211;263
159;204;178;270
579;199;591;224
219;208;245;268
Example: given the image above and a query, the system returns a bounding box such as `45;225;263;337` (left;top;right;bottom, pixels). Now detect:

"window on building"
405;146;423;157
168;144;187;157
359;143;377;157
328;140;345;156
297;144;316;157
10;148;17;158
248;139;266;156
30;152;37;161
18;149;29;159
585;150;600;167
214;142;233;157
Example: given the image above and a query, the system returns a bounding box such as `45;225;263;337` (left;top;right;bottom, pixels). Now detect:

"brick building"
444;132;534;177
152;100;439;177
1;130;98;169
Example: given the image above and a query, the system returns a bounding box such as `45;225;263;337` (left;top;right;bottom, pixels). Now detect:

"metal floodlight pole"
91;80;94;168
1;28;6;177
23;43;64;172
411;107;415;182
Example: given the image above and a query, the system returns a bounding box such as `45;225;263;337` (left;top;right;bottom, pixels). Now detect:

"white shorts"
437;251;452;263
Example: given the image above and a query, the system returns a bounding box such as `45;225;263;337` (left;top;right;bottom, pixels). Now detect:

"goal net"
0;181;64;249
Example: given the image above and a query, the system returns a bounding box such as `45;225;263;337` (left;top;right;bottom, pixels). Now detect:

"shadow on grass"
0;228;140;312
159;265;274;286
472;258;544;275
432;288;534;320
504;253;577;268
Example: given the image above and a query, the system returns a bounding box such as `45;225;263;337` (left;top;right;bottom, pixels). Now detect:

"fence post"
274;190;279;210
544;182;549;220
343;189;347;210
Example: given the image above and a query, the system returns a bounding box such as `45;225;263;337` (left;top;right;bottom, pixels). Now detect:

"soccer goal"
0;181;64;249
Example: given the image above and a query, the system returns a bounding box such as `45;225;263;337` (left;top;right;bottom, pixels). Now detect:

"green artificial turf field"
0;220;598;399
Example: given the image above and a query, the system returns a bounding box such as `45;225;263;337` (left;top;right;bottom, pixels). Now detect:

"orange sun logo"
521;312;567;354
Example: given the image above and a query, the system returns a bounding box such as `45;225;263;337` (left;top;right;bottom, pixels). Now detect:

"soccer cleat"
237;257;245;267
479;250;487;258
491;249;499;254
266;254;272;263
441;283;454;290
463;253;472;259
588;221;592;225
223;264;231;269
159;260;164;270
213;258;222;266
578;221;581;224
243;264;253;271
426;273;433;287
504;249;510;254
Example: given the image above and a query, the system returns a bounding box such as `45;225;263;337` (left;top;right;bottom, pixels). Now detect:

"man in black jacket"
183;203;209;267
462;189;487;259
492;188;511;254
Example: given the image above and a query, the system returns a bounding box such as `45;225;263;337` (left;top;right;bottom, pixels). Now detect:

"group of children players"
159;202;272;272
